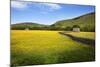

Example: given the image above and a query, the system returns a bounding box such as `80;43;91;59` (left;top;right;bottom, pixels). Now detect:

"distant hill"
11;12;95;31
51;12;95;31
11;22;48;30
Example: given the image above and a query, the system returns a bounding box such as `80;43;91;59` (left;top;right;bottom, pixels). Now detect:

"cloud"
40;3;62;10
11;1;28;9
11;1;62;13
33;3;62;14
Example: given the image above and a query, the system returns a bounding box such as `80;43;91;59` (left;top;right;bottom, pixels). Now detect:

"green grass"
11;30;95;66
65;32;95;40
53;12;95;31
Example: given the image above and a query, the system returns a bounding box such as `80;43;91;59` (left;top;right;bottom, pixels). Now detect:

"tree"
72;25;80;28
65;26;72;31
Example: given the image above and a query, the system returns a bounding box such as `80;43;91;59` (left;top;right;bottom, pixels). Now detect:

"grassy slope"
53;12;95;31
11;30;95;66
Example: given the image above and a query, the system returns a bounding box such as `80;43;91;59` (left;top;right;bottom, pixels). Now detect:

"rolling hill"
11;22;48;30
51;12;95;31
11;12;95;31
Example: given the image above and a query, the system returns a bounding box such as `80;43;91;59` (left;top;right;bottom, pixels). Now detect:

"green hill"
11;22;48;30
51;12;95;31
11;12;95;31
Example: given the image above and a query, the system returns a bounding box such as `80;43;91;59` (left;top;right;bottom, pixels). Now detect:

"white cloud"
34;3;62;14
41;3;62;10
11;1;62;13
11;1;28;9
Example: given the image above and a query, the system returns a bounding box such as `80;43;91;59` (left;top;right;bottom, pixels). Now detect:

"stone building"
72;25;80;32
73;28;80;32
25;28;29;30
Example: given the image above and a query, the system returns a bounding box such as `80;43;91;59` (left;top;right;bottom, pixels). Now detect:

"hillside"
11;22;48;30
52;12;95;31
11;12;95;31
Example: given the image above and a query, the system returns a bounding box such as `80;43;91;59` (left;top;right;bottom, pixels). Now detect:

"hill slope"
11;12;95;31
11;22;48;30
51;12;95;31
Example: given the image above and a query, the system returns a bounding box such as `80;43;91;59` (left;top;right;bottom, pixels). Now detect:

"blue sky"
11;1;95;25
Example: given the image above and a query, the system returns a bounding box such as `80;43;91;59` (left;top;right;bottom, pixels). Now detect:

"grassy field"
11;30;95;66
65;32;95;40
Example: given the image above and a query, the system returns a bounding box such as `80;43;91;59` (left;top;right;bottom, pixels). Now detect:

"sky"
11;1;95;25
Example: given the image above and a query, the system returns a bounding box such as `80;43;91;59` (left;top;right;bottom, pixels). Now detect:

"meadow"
11;30;95;66
65;32;95;40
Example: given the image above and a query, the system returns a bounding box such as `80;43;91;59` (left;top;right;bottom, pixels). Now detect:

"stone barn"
73;28;80;32
72;25;80;32
25;28;29;30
